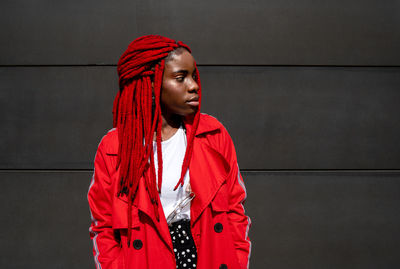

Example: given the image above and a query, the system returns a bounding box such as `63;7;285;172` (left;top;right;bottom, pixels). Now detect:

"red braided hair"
113;35;201;246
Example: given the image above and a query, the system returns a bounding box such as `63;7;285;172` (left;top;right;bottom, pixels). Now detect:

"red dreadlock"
112;35;201;247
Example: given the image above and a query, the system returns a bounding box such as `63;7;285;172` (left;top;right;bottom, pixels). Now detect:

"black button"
133;239;143;250
220;264;228;269
214;222;223;233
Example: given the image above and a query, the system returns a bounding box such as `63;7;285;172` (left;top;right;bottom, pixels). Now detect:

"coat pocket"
211;183;229;213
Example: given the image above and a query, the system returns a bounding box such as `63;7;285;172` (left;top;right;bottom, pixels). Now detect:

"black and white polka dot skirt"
169;219;197;269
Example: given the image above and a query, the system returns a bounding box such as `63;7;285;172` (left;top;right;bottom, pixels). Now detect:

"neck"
155;113;182;141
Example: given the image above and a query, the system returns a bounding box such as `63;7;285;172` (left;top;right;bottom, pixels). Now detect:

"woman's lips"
187;97;199;106
186;100;199;106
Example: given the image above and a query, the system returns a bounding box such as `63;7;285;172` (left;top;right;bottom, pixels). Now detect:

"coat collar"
183;113;221;137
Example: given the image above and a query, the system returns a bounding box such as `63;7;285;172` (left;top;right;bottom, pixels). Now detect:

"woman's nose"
188;78;199;93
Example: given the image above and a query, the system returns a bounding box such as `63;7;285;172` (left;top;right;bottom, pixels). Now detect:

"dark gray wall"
2;171;400;269
1;0;400;65
1;0;399;268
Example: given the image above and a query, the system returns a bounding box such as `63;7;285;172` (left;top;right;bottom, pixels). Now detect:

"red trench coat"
88;114;251;269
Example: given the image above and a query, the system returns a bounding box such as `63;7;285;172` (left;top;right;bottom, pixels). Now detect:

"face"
161;49;199;119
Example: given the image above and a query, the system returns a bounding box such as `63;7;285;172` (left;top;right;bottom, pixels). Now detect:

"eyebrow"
172;70;188;75
172;68;196;75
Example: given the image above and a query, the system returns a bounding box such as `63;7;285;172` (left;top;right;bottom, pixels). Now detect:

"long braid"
154;61;164;193
174;65;202;190
112;35;201;247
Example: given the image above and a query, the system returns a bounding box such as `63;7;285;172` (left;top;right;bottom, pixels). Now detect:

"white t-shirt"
153;126;191;222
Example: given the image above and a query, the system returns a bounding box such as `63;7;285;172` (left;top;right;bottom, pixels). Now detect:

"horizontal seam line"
0;64;400;68
241;169;400;172
1;169;400;173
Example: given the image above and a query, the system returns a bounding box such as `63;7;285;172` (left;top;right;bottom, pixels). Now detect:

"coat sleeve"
88;138;121;269
220;127;252;269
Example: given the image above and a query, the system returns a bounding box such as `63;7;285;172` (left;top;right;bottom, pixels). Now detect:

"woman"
88;35;251;269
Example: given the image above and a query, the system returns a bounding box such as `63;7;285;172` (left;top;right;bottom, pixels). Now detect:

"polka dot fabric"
169;219;197;268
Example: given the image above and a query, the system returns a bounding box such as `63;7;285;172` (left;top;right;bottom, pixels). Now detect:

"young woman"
88;35;251;269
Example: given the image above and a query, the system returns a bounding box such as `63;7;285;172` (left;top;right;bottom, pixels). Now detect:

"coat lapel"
189;141;230;225
115;167;173;251
184;114;229;225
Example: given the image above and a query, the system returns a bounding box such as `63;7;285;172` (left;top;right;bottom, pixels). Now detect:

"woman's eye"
176;77;184;82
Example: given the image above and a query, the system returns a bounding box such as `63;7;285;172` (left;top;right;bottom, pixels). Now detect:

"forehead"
164;50;196;72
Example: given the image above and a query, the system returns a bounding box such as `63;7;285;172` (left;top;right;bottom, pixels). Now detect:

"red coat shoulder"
97;128;119;155
196;113;227;136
